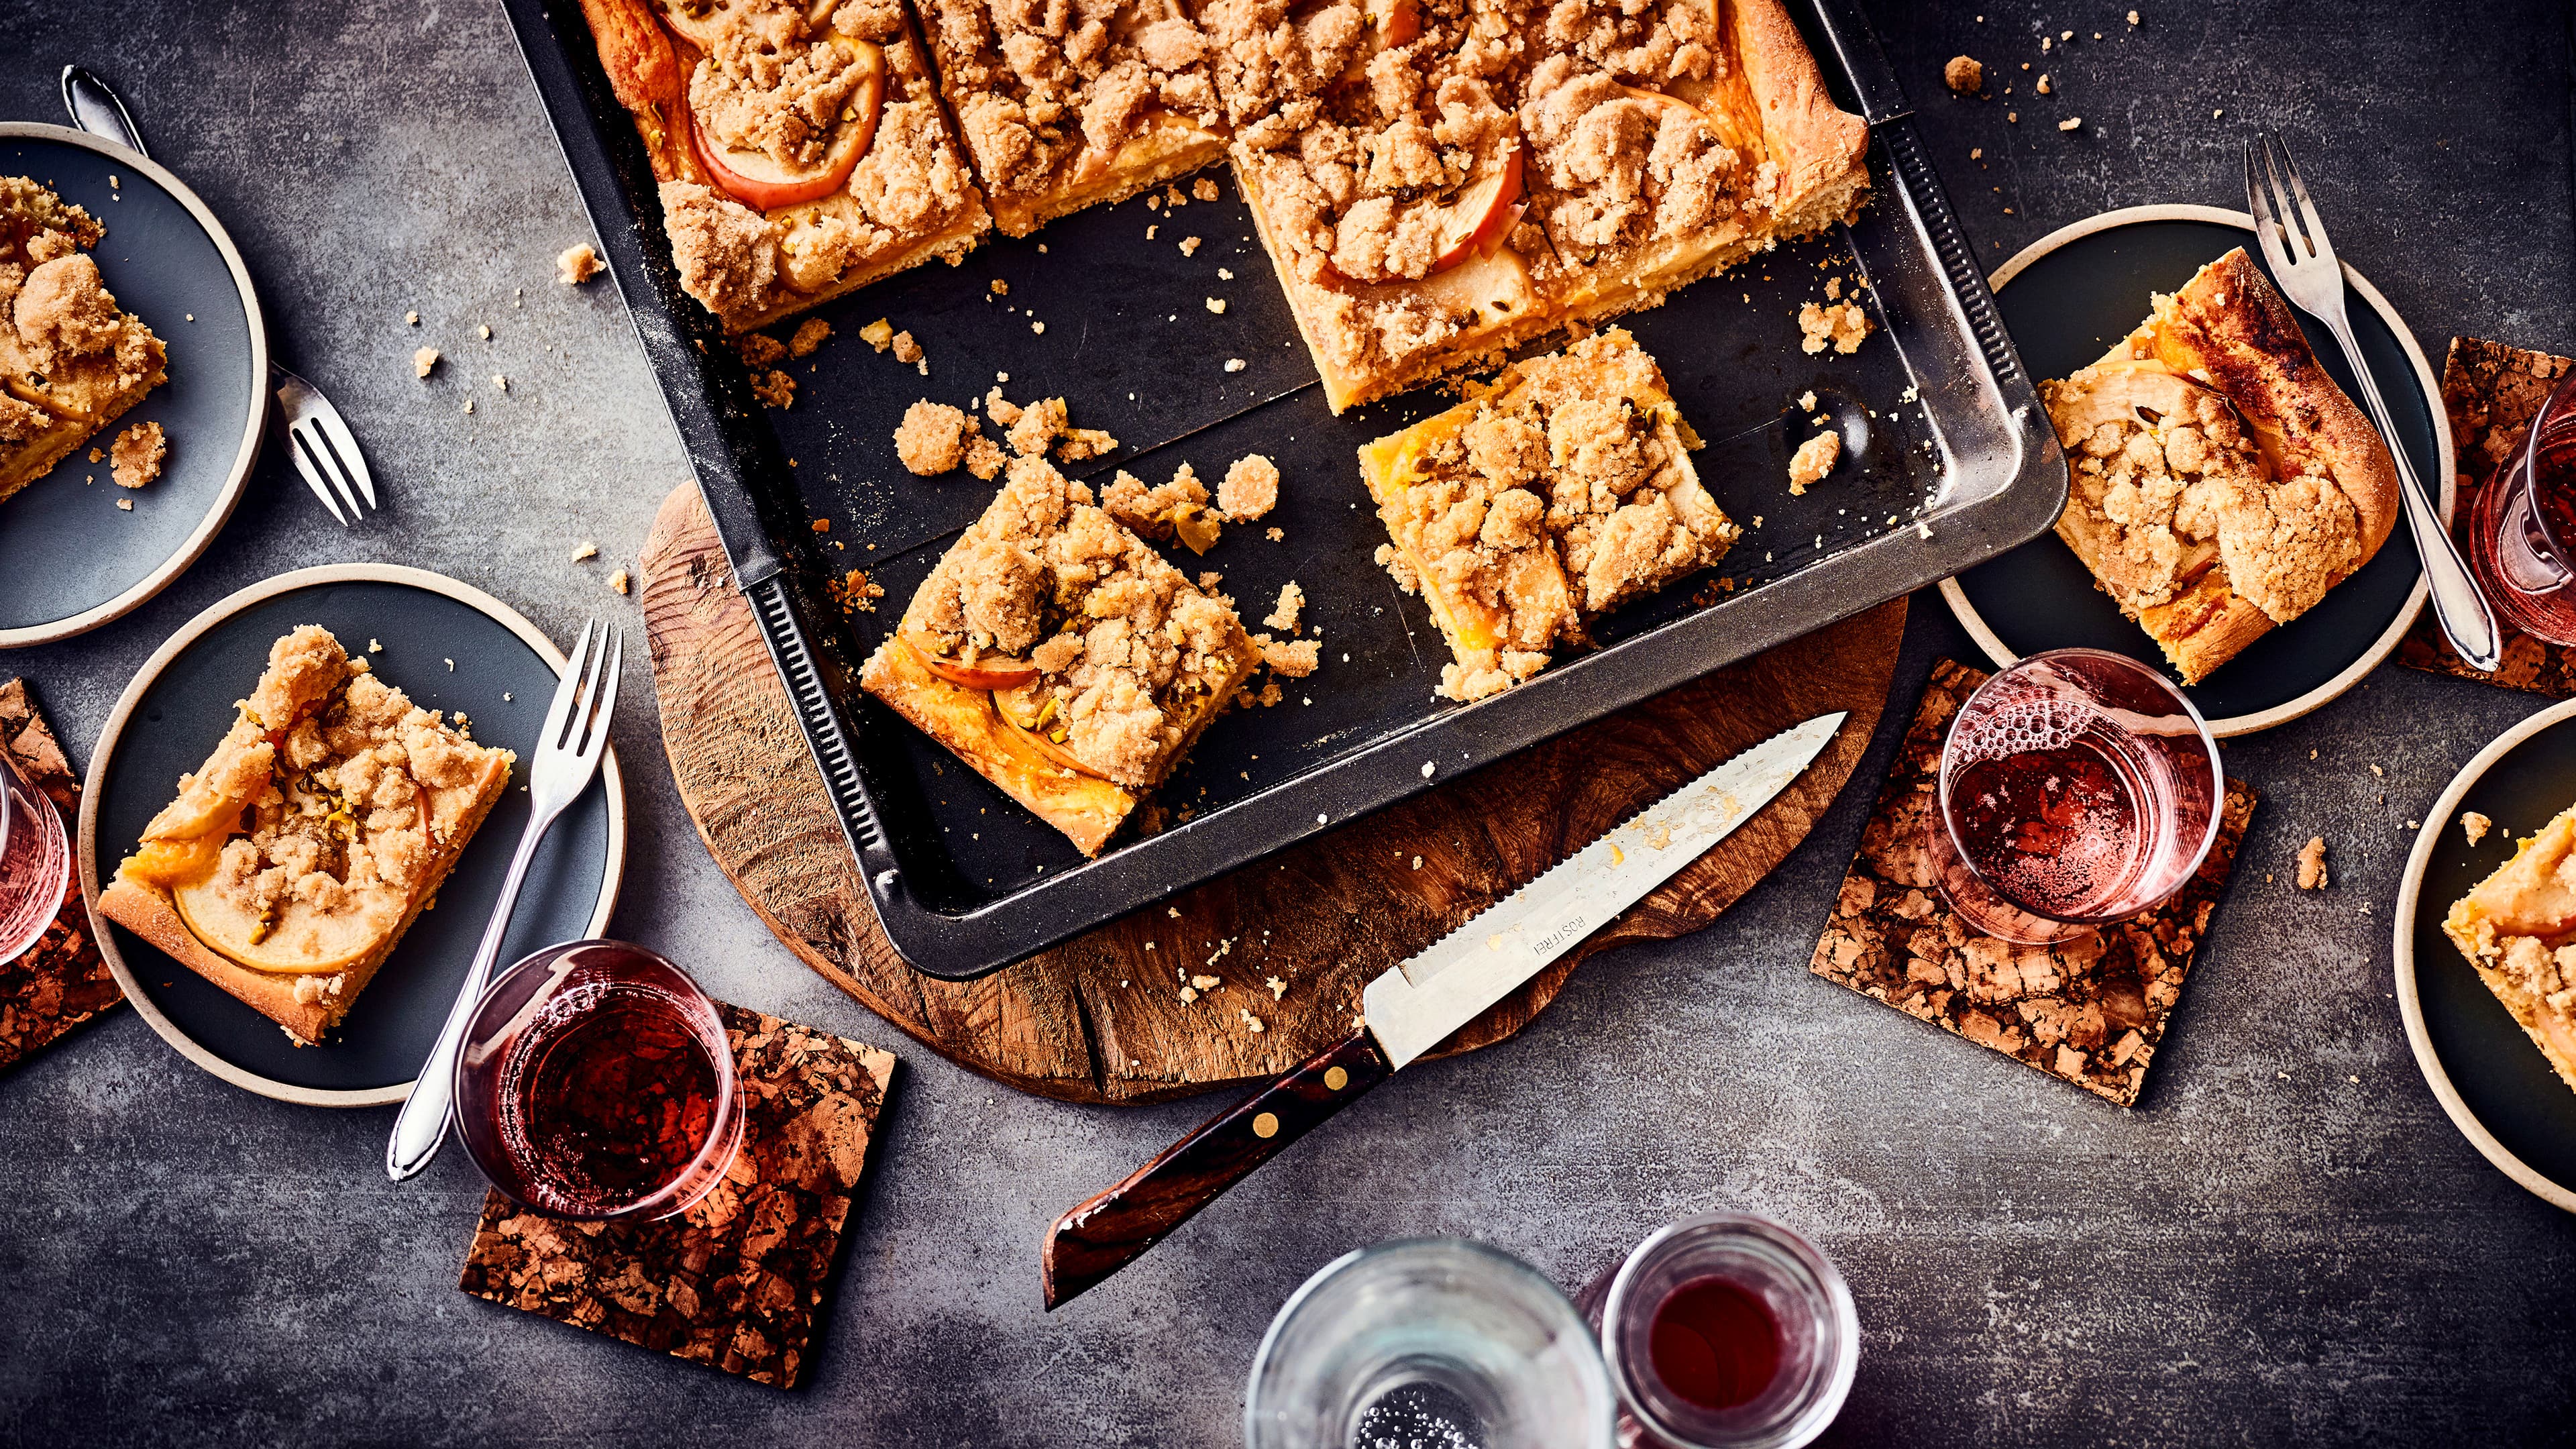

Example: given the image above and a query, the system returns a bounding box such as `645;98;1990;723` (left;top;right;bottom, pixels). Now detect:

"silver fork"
273;365;378;525
386;619;623;1183
60;66;381;528
2245;131;2500;671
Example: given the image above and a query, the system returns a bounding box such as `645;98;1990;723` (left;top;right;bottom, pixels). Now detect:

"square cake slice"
860;454;1260;855
2041;248;2402;683
0;176;167;506
913;0;1229;236
1359;327;1736;701
97;626;515;1044
578;0;992;331
1212;0;1868;412
2444;804;2576;1097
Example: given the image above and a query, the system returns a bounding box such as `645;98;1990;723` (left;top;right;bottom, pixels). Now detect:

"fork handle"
2317;313;2503;672
384;814;552;1181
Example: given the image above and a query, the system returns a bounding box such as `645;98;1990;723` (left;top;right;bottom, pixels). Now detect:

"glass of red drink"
0;750;70;967
1576;1212;1859;1449
2465;368;2576;645
1926;649;2224;946
451;939;744;1222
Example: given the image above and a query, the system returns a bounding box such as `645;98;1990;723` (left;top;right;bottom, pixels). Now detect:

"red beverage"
1648;1278;1782;1411
454;941;743;1222
2469;369;2576;646
1947;733;2148;918
0;751;69;966
502;989;722;1214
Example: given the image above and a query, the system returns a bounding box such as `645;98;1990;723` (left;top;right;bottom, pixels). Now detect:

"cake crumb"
1180;235;1203;257
1219;453;1280;521
751;369;795;410
1798;389;1817;411
1239;1008;1265;1034
1205;297;1226;315
2461;812;2491;846
413;346;439;378
1267;976;1287;1000
895;400;976;476
989;278;1009;296
89;447;103;464
2296;837;2328;890
111;421;166;488
1264;582;1305;633
827;568;883;613
477;323;491;340
2058;117;2084;131
1259;636;1320;678
2035;73;2052;95
369;639;382;652
462;398;474;414
2128;9;2140;22
556;243;604;284
572;540;598;562
1224;358;1246;372
492;374;508;391
608;569;630;596
1165;184;1188;207
1265;526;1283;541
1787;431;1840;495
1799;301;1873;355
788;318;831;358
1945;55;1984;93
860;318;894;352
115;496;132;511
1193;177;1219;202
1030;320;1045;335
1191;974;1222;990
890;331;923;365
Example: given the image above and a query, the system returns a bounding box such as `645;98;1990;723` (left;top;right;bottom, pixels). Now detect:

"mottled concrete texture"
3;2;2573;1446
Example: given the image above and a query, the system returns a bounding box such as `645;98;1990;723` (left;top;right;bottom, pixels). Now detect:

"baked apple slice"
688;32;886;211
900;633;1041;691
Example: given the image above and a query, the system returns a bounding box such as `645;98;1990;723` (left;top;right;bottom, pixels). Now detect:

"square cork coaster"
1809;660;2258;1107
458;1004;898;1388
2396;336;2576;694
0;679;123;1073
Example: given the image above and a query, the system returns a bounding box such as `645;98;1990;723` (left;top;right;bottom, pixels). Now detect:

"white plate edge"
76;562;628;1108
1937;202;2454;739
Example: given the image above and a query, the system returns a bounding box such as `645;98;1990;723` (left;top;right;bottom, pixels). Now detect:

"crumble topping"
2296;835;2328;890
895;398;977;474
789;317;833;356
557;243;605;284
1264;580;1304;632
661;179;780;321
2463;812;2492;847
2045;364;2361;625
1797;300;1872;355
1218;452;1279;519
690;6;878;170
0;392;45;443
1944;55;1983;93
1786;429;1837;495
111;420;166;489
902;453;1253;785
1102;462;1223;553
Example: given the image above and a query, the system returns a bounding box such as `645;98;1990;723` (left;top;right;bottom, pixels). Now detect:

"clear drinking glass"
1246;1238;1618;1449
0;749;70;966
2466;368;2576;645
451;939;745;1222
1925;649;2224;945
1576;1213;1859;1449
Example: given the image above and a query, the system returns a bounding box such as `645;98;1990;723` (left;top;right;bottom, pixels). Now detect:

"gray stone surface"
3;1;2573;1444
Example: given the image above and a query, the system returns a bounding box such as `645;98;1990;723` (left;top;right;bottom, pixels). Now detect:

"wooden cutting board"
639;484;1905;1104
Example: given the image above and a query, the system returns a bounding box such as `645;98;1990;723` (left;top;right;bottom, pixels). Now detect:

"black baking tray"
501;0;2066;980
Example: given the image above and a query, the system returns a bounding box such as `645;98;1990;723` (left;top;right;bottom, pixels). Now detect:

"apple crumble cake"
1212;0;1870;412
859;453;1260;853
97;626;515;1044
2041;249;2400;683
912;0;1230;235
1358;327;1736;700
578;0;992;331
2445;802;2576;1097
0;176;168;508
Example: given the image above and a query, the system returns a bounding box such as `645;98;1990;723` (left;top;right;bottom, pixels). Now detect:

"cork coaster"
0;678;121;1073
2396;336;2576;694
1809;660;2259;1107
458;1004;898;1388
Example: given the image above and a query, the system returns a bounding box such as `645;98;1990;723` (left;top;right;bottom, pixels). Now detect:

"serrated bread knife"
1040;712;1846;1308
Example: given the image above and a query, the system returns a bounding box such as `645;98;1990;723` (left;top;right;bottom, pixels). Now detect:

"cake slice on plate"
861;453;1260;855
0;176;167;507
1360;328;1737;701
2445;804;2576;1097
2040;248;2401;683
97;626;515;1044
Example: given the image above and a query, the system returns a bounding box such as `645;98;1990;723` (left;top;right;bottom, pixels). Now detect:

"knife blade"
1040;712;1847;1309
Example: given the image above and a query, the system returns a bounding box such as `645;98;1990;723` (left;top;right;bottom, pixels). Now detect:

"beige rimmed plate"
2394;699;2576;1213
79;564;625;1107
1938;203;2452;737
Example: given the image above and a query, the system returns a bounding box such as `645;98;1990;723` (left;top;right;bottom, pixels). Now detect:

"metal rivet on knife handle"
1252;1112;1280;1138
1324;1067;1348;1090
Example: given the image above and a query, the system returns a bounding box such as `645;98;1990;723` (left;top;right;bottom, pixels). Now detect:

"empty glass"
0;750;70;967
1246;1238;1617;1449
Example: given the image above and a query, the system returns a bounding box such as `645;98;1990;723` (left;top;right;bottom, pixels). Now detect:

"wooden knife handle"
1042;1027;1393;1309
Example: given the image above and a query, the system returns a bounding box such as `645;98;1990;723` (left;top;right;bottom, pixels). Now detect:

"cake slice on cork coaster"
1808;660;2258;1107
458;1004;898;1389
2397;336;2576;694
0;679;123;1073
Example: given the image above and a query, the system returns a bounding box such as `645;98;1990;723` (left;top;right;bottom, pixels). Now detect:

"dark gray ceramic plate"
2397;702;2576;1212
78;567;625;1106
0;124;266;646
1941;205;2450;735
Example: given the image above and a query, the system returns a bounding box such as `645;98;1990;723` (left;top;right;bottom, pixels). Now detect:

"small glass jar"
451;939;744;1222
1576;1214;1859;1449
0;748;69;967
1246;1238;1618;1449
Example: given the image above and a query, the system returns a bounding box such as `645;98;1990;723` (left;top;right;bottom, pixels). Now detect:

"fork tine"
284;427;350;527
293;419;366;521
2272;133;2332;264
568;621;613;754
2260;135;2307;260
578;629;623;764
301;387;378;511
2242;138;2288;271
541;619;598;753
